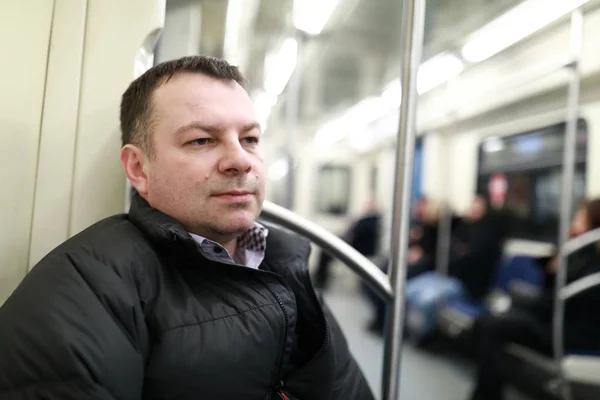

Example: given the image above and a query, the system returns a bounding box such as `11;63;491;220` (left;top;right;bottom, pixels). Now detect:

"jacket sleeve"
321;301;376;400
0;252;147;400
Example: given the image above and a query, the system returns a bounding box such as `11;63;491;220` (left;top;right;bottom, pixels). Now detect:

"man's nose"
218;140;252;174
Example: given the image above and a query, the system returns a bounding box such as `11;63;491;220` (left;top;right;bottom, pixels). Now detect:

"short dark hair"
120;55;246;156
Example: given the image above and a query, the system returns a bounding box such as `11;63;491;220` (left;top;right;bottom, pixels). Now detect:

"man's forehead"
154;72;245;99
148;77;258;137
151;73;254;119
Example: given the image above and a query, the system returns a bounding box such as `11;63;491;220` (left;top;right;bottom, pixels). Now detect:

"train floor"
321;272;533;400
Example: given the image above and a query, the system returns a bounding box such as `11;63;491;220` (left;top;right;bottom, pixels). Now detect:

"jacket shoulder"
262;222;312;265
0;216;150;397
25;214;162;314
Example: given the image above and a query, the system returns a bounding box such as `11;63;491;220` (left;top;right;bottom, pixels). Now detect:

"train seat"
563;354;600;384
502;345;600;399
438;256;544;339
405;272;467;340
563;354;600;399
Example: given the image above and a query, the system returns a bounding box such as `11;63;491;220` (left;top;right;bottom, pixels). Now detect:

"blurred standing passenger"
406;197;440;279
364;197;439;335
448;195;506;301
469;199;600;400
314;198;382;289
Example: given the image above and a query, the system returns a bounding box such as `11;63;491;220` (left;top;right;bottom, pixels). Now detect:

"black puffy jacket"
0;195;374;400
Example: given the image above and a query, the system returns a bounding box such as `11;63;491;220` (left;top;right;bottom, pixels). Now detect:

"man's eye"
191;138;209;145
242;137;259;144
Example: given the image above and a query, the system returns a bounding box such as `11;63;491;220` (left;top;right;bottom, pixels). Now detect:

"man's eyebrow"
174;121;262;135
243;122;262;133
174;122;219;135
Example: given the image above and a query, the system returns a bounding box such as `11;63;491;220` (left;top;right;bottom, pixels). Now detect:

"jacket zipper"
283;270;330;382
197;259;328;398
276;380;290;400
261;277;291;397
187;258;293;399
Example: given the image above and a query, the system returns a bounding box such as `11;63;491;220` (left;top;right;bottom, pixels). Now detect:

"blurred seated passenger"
406;197;440;279
364;197;439;335
469;199;600;400
314;198;381;289
448;195;506;301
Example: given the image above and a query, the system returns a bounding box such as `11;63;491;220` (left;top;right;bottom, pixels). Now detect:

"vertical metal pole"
381;0;426;399
283;32;304;210
554;9;583;400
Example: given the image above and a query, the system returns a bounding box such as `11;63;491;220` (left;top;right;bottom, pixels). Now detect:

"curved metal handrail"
560;272;600;300
260;201;394;302
561;228;600;256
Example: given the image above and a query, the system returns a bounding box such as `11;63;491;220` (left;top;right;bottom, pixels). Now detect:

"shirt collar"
189;222;269;269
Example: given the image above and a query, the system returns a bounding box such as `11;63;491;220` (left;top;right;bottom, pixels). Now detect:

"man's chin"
217;210;258;233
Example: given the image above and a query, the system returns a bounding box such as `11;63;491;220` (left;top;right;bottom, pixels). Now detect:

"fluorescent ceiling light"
314;97;388;148
483;137;504;152
418;52;464;94
268;158;289;181
253;91;278;131
345;96;387;125
380;51;463;103
461;0;590;63
382;80;401;108
223;0;243;65
264;38;298;96
223;0;260;70
349;128;376;153
293;0;342;35
315;50;463;151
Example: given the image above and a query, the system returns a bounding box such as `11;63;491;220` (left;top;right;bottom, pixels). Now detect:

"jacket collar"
127;193;308;271
128;192;194;245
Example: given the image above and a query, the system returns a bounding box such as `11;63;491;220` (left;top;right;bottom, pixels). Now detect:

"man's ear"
120;144;149;197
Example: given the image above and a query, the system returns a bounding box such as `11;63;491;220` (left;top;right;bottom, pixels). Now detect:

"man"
0;56;374;400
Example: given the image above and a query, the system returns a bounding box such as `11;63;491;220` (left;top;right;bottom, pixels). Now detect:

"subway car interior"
3;0;600;399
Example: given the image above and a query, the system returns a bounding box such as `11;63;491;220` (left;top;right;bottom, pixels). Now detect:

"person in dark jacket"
406;197;440;279
364;197;439;335
448;195;506;300
0;56;374;400
314;199;381;289
468;198;600;400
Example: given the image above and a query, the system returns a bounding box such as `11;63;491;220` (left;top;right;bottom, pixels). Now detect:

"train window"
476;119;588;242
316;165;352;215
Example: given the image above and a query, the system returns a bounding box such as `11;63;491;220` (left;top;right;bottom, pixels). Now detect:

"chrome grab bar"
260;201;393;301
560;272;600;300
561;228;600;257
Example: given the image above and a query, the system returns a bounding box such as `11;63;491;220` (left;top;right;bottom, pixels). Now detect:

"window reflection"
317;165;352;215
477;120;587;242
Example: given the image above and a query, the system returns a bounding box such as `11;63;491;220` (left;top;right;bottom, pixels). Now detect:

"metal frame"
554;9;584;400
562;228;600;257
382;0;426;398
261;201;393;301
560;272;600;301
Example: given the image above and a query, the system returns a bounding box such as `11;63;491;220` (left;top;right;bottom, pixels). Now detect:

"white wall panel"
0;0;54;304
69;0;165;236
28;0;88;269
